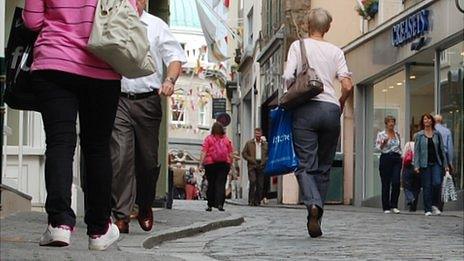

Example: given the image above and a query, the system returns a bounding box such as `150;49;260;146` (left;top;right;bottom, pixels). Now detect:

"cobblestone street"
154;202;464;260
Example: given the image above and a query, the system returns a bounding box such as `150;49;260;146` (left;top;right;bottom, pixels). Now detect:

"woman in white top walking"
375;116;402;214
282;8;353;238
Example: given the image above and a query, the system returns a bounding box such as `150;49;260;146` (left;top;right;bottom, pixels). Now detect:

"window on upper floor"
171;94;186;124
247;8;254;46
198;103;208;127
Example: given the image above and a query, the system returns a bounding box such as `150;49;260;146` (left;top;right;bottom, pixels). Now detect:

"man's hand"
159;78;175;96
414;168;420;174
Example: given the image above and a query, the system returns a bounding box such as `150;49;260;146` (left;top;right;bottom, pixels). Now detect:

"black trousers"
32;70;120;235
379;153;402;211
205;163;230;208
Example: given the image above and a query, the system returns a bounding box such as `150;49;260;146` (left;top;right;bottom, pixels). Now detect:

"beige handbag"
87;0;156;79
280;39;323;110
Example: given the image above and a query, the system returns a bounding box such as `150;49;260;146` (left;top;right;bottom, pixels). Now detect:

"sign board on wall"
212;98;226;118
392;9;430;47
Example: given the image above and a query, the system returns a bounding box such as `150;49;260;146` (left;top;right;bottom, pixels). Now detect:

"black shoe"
307;205;322;238
218;206;225;211
206;207;212;212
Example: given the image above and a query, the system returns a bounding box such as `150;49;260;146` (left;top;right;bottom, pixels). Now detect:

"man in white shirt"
111;0;187;234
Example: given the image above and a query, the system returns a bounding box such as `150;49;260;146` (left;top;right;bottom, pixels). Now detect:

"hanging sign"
392;9;429;47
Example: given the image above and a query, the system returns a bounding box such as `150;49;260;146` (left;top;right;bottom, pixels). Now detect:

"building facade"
347;0;463;209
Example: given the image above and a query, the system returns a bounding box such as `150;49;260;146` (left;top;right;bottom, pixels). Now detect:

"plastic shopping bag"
264;107;299;176
442;171;458;203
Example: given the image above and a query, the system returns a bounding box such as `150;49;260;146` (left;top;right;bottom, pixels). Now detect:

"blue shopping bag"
264;107;299;176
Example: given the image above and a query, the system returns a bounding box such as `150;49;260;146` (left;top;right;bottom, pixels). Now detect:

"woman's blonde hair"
308;8;332;35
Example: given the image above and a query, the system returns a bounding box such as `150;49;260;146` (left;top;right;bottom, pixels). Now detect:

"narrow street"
154;202;464;260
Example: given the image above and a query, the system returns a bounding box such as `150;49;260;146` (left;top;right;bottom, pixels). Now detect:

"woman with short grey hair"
283;8;353;238
375;115;402;214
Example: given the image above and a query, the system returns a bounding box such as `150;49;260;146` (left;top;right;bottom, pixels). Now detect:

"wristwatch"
165;77;176;84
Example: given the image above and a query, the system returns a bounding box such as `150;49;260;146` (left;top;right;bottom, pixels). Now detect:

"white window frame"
198;103;208;127
171;95;186;125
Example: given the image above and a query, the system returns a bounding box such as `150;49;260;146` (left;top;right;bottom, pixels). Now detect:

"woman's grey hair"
384;115;396;124
308;8;333;35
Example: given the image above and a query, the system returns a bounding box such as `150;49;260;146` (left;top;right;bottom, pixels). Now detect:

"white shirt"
255;141;262;161
282;38;352;106
121;12;187;93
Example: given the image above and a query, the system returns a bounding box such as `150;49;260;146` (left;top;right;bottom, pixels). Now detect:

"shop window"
439;42;464;189
367;71;406;199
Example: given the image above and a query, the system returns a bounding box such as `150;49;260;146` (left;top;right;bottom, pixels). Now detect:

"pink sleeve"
23;0;45;31
202;136;211;153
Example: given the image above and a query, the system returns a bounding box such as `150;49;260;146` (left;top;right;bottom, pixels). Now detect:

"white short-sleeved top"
122;11;187;93
282;38;352;106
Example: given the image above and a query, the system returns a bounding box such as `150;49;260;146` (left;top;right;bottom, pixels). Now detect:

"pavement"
226;198;464;218
157;201;464;260
1;199;463;260
0;200;244;260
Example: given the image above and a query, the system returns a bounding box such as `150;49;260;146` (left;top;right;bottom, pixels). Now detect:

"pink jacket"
202;135;233;165
23;0;136;80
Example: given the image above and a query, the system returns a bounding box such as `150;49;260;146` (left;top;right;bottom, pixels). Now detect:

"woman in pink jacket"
199;122;234;211
23;0;135;250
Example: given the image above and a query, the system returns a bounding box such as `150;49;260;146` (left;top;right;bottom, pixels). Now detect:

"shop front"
346;0;463;208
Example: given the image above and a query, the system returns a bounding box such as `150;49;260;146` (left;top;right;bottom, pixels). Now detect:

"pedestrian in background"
402;134;420;212
110;0;186;234
375;115;402;214
230;151;242;199
434;114;454;173
282;8;353;238
242;128;268;206
200;122;234;211
185;167;197;200
414;113;449;216
22;0;137;250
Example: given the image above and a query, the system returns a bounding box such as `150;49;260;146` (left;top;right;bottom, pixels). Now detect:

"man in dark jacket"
242;128;268;206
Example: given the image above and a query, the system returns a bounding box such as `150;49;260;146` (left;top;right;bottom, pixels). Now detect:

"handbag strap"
298;39;310;72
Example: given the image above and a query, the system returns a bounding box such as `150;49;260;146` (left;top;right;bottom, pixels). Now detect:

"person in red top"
199;122;234;211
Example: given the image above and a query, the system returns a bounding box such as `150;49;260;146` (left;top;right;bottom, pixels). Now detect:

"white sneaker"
392;208;401;214
88;223;120;251
384;210;391;214
39;224;72;247
425;212;432;216
432;206;442;216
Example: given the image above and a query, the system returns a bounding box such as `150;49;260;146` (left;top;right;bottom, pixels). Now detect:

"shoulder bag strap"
298;38;310;72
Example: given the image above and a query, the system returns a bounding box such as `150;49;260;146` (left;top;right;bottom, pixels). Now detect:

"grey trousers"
292;101;341;211
110;94;162;221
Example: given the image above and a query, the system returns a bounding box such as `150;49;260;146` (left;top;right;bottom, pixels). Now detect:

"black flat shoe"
307;205;322;238
218;206;225;211
206;207;212;212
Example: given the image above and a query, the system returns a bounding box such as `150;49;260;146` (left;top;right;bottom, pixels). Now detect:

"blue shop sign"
392;9;430;47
